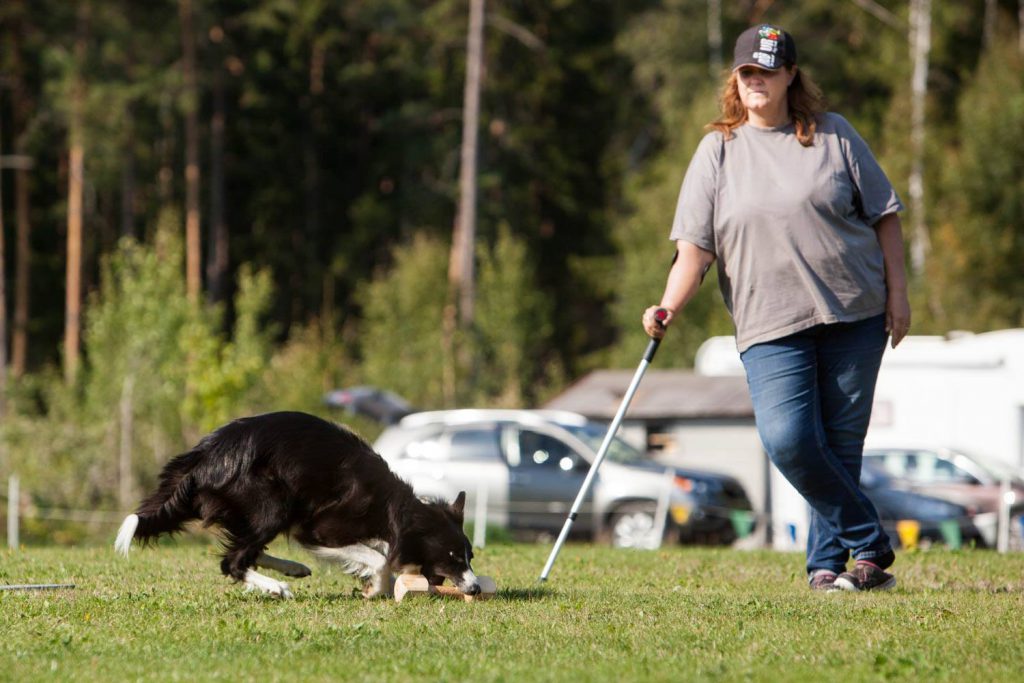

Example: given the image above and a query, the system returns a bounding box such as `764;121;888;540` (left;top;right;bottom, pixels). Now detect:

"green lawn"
2;541;1023;682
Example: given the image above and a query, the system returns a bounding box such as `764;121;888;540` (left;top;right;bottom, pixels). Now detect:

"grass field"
2;540;1023;682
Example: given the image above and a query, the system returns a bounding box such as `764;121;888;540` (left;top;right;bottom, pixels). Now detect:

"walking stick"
538;308;668;582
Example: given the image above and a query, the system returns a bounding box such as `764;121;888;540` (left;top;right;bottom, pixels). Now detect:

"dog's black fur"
117;411;478;596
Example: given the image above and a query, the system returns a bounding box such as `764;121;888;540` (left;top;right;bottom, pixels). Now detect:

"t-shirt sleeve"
832;114;903;224
669;132;721;253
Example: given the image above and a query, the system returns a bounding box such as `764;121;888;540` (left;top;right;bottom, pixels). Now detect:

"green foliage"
931;37;1024;329
84;213;194;445
474;224;557;406
181;264;277;435
357;233;450;409
257;320;349;415
0;404;109;512
3;223;300;513
356;226;560;409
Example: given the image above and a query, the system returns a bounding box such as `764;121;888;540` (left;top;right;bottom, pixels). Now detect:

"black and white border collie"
114;411;480;599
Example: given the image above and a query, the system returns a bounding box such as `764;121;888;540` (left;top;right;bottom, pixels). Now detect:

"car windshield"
954;448;1024;484
560;423;647;465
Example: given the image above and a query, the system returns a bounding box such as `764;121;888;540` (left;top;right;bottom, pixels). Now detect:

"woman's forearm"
873;213;908;295
659;241;716;314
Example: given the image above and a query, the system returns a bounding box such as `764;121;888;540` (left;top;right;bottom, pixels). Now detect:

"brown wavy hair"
707;68;826;146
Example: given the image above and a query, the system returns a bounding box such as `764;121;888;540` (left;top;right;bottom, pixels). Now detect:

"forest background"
0;0;1022;539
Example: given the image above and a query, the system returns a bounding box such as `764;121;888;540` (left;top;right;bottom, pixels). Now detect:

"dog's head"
394;491;480;595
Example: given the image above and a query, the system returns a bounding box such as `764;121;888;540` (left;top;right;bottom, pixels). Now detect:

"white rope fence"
4;473;1022;553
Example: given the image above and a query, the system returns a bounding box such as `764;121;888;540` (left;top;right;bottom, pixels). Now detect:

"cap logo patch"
733;24;794;71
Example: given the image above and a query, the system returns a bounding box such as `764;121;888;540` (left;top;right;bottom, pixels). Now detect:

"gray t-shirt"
670;112;902;352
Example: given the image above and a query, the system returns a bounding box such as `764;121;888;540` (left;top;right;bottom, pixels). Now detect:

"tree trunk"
302;42;325;320
120;106;135;239
443;0;485;405
0;106;8;415
9;6;33;378
1020;0;1024;58
207;60;228;304
12;164;30;377
179;0;202;303
707;0;723;77
65;146;84;385
908;0;931;276
64;1;90;385
983;0;997;50
448;0;485;328
118;373;135;511
158;93;174;206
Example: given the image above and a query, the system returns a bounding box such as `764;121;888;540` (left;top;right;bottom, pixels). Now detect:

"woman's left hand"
886;289;911;348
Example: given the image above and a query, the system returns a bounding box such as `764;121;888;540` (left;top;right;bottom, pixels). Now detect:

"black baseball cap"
731;24;797;71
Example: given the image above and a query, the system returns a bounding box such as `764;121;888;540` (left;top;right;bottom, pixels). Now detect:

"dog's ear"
451;491;466;522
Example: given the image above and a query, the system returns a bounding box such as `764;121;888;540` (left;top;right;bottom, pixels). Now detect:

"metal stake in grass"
0;584;76;591
539;308;667;582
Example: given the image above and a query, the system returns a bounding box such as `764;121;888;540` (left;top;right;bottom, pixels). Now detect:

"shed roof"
542;370;753;420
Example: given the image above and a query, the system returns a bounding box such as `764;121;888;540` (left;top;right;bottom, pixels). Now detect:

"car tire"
609;502;671;549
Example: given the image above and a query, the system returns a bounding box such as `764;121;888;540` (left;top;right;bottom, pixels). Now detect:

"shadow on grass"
222;577;558;603
495;586;553;601
275;586;556;604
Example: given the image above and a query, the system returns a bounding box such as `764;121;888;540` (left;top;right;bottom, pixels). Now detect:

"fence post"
997;478;1012;553
472;480;488;549
652;467;674;549
7;474;18;549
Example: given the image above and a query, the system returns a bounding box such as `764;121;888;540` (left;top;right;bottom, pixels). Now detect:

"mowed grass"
2;540;1023;682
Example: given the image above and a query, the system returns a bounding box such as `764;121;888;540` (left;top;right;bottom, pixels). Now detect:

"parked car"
858;462;988;548
864;446;1024;494
373;409;754;548
863;445;1024;548
546;417;753;545
323;386;414;424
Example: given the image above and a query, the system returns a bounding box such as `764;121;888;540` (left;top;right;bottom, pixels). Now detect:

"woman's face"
736;66;795;121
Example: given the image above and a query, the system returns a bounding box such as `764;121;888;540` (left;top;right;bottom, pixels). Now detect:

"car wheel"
609;503;664;549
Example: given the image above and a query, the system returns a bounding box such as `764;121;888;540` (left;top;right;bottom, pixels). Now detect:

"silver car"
373;409;700;548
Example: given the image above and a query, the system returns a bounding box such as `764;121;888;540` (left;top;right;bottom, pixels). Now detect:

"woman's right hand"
642;306;673;339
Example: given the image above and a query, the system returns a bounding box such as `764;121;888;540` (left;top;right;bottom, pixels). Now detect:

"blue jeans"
740;314;892;575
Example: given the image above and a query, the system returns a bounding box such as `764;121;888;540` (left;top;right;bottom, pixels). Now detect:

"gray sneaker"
834;561;896;592
808;569;839;591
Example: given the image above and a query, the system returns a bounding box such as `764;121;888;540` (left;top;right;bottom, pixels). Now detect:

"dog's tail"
115;448;203;557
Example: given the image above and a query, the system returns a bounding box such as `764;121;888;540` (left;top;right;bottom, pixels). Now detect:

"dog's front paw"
261;581;293;599
361;581;385;599
243;570;295;599
360;573;394;599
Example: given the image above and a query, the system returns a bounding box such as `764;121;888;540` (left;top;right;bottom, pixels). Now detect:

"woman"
642;25;911;592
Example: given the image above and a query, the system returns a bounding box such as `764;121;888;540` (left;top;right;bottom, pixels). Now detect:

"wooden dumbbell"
393;574;497;603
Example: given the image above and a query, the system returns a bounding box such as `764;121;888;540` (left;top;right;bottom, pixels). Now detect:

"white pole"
7;474;18;549
651;468;674;549
473;480;488;549
539;332;663;581
997;478;1012;553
